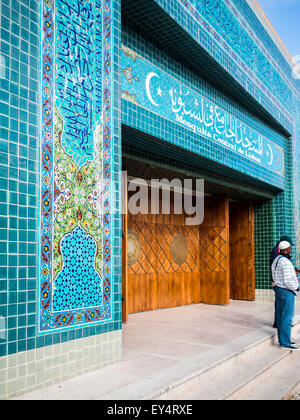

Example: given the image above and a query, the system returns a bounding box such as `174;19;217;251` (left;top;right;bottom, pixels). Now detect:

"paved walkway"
15;300;300;400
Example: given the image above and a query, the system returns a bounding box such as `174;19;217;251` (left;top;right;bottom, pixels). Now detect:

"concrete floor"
15;300;300;400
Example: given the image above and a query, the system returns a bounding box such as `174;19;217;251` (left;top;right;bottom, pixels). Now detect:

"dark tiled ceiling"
122;125;281;202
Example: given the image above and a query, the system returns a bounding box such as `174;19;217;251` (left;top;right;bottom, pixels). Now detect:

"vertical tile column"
0;0;123;400
0;0;40;360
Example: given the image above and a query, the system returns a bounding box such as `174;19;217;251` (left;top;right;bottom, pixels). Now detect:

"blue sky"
258;0;300;58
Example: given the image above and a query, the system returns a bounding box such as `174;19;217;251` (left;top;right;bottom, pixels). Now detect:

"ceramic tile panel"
121;14;298;291
0;0;300;401
121;26;288;189
0;0;122;371
39;0;113;333
154;0;299;134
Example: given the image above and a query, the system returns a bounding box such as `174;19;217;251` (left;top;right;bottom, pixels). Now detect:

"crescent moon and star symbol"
266;143;273;166
145;72;162;107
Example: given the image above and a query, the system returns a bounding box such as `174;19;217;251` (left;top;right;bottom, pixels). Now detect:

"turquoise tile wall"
0;0;40;358
150;0;300;275
121;18;297;291
0;0;122;359
153;0;299;135
296;101;300;262
0;0;299;361
254;200;273;290
121;25;288;189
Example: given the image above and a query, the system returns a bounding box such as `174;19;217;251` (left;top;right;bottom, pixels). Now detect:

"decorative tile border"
38;0;114;333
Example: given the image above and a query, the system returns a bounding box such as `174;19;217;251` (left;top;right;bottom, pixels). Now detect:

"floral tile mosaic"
38;0;116;333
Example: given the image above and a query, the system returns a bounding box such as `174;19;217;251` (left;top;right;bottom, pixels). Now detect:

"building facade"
0;0;299;399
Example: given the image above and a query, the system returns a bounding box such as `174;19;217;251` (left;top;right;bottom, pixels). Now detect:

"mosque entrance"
122;170;256;321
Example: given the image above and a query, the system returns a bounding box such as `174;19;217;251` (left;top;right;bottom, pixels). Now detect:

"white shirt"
272;255;299;294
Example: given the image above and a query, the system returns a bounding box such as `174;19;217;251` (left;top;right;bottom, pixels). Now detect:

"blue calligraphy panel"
39;0;113;334
55;0;102;168
121;46;285;177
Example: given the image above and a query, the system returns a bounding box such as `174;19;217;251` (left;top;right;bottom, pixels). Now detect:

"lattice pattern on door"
156;223;200;274
199;226;227;272
128;221;157;275
128;221;227;274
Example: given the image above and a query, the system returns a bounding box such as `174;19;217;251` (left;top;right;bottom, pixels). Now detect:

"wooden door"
229;201;255;301
125;191;231;314
199;195;230;305
127;191;201;314
122;176;128;323
156;197;202;310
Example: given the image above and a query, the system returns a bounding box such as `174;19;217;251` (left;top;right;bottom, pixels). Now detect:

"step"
284;379;300;400
195;346;291;400
166;345;291;400
153;332;277;400
225;323;300;400
227;350;300;400
153;322;300;400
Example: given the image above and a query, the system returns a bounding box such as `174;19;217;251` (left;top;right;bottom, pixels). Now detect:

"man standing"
270;236;300;328
272;241;299;351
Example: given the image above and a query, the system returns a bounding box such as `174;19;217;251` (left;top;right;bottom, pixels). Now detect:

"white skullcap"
279;241;291;251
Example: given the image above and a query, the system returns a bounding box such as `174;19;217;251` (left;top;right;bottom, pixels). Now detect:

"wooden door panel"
128;273;158;313
201;271;230;305
127;218;158;313
183;272;200;306
156;222;201;310
191;272;201;304
157;272;179;309
122;216;128;322
230;202;255;301
127;196;202;313
156;272;197;309
126;192;230;313
122;176;128;323
199;196;230;305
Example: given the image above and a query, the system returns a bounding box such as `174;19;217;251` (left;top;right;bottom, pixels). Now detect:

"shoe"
280;345;299;351
273;324;277;329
